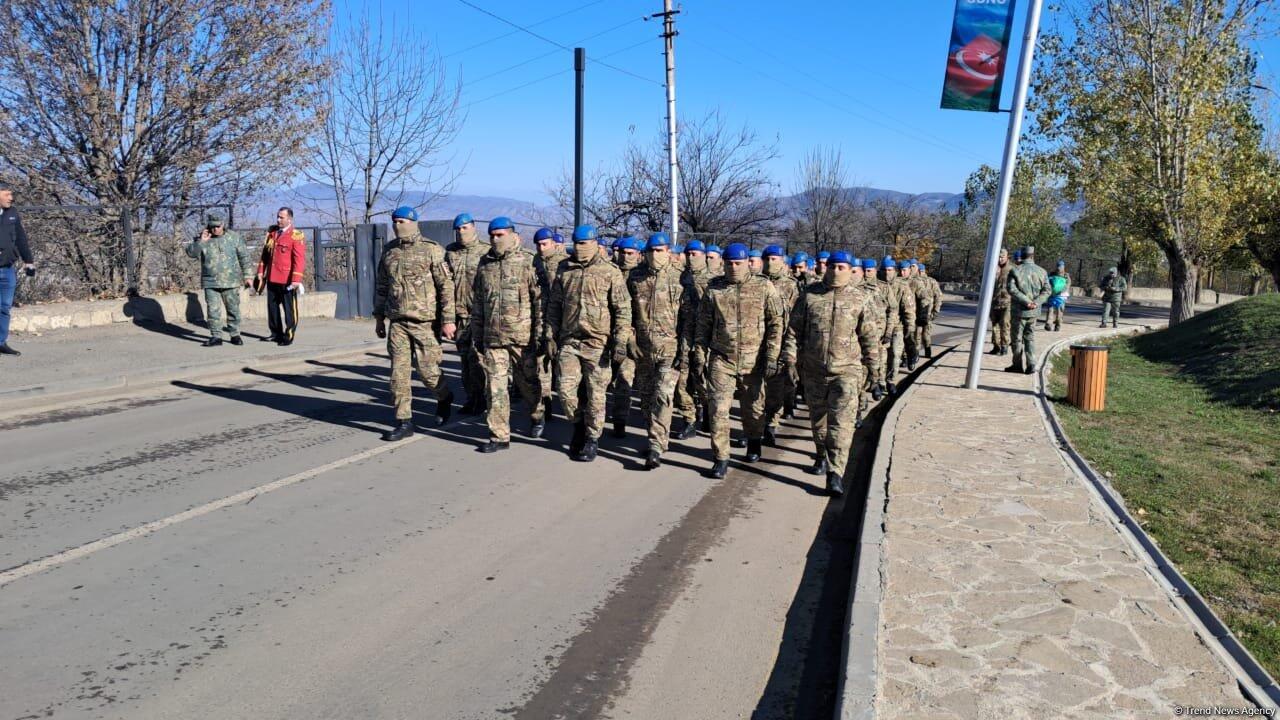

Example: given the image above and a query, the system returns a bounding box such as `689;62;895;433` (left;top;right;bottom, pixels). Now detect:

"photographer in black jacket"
0;181;35;356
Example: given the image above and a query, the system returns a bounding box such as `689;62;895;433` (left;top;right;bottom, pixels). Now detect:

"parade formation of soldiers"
370;208;945;497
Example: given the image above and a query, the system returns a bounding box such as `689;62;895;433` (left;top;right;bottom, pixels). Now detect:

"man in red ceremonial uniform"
255;207;307;345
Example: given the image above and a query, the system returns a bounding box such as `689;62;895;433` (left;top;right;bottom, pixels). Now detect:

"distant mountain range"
237;182;1080;229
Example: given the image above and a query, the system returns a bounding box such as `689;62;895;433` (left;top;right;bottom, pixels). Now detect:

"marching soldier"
859;257;889;424
915;263;943;358
881;257;916;392
533;228;568;418
373;206;456;441
674;238;713;438
545;225;632;462
471;217;543;452
1006;245;1051;374
761;245;801;445
696;243;784;479
705;244;724;276
990;247;1013;355
815;251;830;280
609;237;644;438
185;213;253;347
446;212;488;414
783;251;882;496
629;233;695;469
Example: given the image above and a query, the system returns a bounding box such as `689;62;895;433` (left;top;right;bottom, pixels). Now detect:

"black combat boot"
886;382;898;396
202;337;223;347
611;419;627;439
1004;362;1024;373
383;420;414;442
569;420;586;458
906;354;918;371
807;456;829;476
783;399;795;420
542;397;554;421
577;438;598;462
478;440;509;453
988;346;1002;355
644;450;662;470
229;335;244;346
1024;364;1036;375
674;418;697;440
708;460;729;479
530;416;546;439
826;470;845;497
732;432;747;448
435;391;453;426
744;439;762;463
764;426;779;447
924;345;932;358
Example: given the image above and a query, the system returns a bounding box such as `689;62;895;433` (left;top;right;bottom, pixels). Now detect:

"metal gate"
316;221;456;319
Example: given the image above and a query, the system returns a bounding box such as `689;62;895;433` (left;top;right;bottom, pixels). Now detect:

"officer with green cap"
185;212;254;346
1098;266;1127;328
1005;245;1051;374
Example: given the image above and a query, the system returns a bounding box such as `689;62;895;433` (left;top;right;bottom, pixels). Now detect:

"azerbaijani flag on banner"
941;0;1018;112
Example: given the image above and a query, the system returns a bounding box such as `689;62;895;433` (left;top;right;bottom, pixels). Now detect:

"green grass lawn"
1049;294;1280;679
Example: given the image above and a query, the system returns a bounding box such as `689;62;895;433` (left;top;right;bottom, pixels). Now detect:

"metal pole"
121;206;139;297
964;0;1045;390
574;47;585;229
660;1;680;244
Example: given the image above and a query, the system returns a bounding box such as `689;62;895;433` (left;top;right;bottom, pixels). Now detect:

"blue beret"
862;258;877;270
392;206;419;221
552;232;564;243
791;252;809;266
724;243;750;261
817;251;831;261
534;227;555;242
918;264;927;271
573;225;598;242
488;216;514;232
684;239;705;253
830;250;854;266
648;232;670;248
453;212;473;228
807;259;816;268
672;244;684;254
706;244;722;255
763;244;785;258
882;256;898;269
748;248;763;258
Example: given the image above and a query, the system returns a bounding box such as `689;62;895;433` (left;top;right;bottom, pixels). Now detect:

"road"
0;304;982;720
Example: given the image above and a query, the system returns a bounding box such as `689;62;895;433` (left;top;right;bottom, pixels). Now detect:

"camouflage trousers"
455;317;485;405
1045;305;1064;330
990;304;1011;349
609;356;636;425
536;346;557;400
913;320;934;355
1011;316;1038;369
887;327;906;377
673;349;704;420
803;363;865;479
203;286;242;340
860;342;887;414
634;354;680;453
556;342;613;440
706;354;767;461
763;361;797;430
388;320;450;421
1101;300;1121;325
480;345;543;442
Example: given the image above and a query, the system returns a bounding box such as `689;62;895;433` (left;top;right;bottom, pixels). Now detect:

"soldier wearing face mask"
674;239;712;438
545;225;633;462
760;245;802;445
533;228;568;417
705;244;724;276
446;213;488;415
608;237;644;438
696;243;785;479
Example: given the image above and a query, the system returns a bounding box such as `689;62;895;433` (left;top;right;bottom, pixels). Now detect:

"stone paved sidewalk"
876;317;1250;717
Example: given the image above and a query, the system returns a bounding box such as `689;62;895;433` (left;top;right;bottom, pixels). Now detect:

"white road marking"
0;434;426;588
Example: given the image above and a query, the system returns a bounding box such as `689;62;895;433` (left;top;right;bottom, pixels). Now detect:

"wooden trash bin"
1067;345;1109;411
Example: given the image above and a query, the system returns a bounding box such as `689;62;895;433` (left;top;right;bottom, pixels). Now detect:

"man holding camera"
0;183;35;357
186;212;253;347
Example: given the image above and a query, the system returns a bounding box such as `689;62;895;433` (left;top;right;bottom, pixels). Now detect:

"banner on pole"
941;0;1018;112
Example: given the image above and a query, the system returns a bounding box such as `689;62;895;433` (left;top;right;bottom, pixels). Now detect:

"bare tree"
0;0;329;297
794;146;855;253
305;11;463;228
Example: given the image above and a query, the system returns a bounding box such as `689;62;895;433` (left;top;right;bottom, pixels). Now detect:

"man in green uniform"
881;257;916;392
783;251;882;496
675;239;713;438
374;206;457;441
185;212;254;347
545;225;632;462
695;243;784;479
915;263;943;358
629;233;695;469
446;213;487;414
609;237;644;438
1006;245;1051;374
471;217;543;452
760;245;801;446
705;244;724;276
1099;266;1127;328
990;248;1013;355
533;228;568;418
859;257;889;425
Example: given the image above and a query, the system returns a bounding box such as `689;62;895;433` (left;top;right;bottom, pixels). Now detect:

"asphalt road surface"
0;304;986;720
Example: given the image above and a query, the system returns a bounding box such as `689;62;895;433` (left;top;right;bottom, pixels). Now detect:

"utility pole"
574;47;586;230
964;0;1046;390
653;2;680;244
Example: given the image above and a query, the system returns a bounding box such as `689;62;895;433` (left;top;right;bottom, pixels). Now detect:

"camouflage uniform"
533;246;569;400
695;274;784;461
912;274;942;355
860;274;890;413
886;274;917;377
185;230;253;340
991;262;1013;352
609;251;643;429
762;267;802;431
676;262;713;421
375;231;456;420
629;260;695;453
1099;273;1127;326
545;252;632;441
446;227;487;407
1007;258;1051;371
472;245;543;443
783;281;881;480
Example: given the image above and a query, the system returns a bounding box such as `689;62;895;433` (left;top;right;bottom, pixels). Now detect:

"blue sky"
338;0;1280;203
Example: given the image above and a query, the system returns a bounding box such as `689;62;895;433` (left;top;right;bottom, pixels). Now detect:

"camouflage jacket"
1008;261;1051;319
695;274;784;374
912;275;940;325
546;252;632;350
471;247;541;349
446;236;487;320
764;268;802;317
628;261;693;359
185;230;253;289
1099;274;1127;303
862;276;889;340
888;276;917;331
992;263;1012;308
374;233;456;324
927;277;943;316
784;282;882;377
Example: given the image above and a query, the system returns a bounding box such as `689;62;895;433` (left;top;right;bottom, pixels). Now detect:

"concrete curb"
0;340;385;417
833;347;955;720
1038;328;1280;710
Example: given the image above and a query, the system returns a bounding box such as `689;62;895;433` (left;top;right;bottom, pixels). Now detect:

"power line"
459;38;653;111
456;0;661;87
443;0;612;58
466;16;643;87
